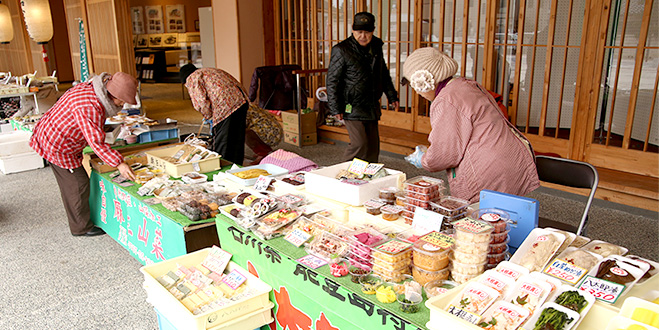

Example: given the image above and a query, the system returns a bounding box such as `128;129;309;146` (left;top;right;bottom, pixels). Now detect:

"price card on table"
297;255;328;269
412;208;444;233
284;228;312;247
363;163;384;176
577;275;625;304
201;246;233;274
446;305;481;324
543;258;588;285
253;175;273;191
221;269;247;291
347;158;369;176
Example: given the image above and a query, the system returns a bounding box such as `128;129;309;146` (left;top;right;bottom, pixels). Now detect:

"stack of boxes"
281;110;317;147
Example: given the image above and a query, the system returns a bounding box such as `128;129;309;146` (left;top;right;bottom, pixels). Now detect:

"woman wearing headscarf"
30;72;139;236
403;47;540;203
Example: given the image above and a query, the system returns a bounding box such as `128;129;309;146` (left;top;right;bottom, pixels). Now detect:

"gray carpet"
0;124;656;330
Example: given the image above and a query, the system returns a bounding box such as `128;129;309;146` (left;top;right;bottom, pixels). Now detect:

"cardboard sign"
297;254;328;269
254;175;273;191
347;158;369;176
201;246;233;274
543;258;589;285
221;269;247;291
284;228;312;247
577;275;625;304
412;208;444;233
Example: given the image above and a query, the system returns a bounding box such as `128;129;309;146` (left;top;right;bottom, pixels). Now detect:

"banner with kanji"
78;19;90;81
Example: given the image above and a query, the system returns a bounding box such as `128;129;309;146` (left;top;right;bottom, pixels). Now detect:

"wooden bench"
317;124;659;212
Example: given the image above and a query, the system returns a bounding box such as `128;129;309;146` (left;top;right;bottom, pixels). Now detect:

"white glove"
405;145;427;168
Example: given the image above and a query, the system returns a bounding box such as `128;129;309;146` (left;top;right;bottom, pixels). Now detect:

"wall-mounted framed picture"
148;34;163;48
162;33;178;47
136;34;148;48
130;6;145;35
145;5;164;34
165;5;185;33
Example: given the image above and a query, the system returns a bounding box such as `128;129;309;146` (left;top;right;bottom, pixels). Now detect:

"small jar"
381;205;403;221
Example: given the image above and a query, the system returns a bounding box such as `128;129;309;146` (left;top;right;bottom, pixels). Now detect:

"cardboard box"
146;144;223;177
89;153;147;174
281;110;317;134
140;248;273;330
284;131;317;147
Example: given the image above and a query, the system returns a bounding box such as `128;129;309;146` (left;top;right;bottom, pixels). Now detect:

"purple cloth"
260;149;318;173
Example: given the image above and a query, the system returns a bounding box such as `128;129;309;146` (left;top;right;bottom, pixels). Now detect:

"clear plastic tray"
430;196;469;217
522;302;581;330
404;176;446;196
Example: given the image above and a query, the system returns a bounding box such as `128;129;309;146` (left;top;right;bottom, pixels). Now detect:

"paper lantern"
20;0;53;44
0;3;13;44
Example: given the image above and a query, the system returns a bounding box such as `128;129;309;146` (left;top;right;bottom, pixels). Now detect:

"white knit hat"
403;47;458;93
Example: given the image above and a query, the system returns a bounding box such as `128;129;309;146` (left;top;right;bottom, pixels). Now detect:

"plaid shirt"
185;68;249;125
29;82;123;169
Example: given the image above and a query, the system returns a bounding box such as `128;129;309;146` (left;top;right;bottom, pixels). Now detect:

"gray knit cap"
403;47;459;91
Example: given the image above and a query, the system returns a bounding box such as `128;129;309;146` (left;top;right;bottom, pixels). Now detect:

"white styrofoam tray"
0;130;32;157
304;162;406;206
224;164;289;186
0;151;44;174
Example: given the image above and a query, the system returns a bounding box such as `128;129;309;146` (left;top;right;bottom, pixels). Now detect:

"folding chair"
535;155;599;236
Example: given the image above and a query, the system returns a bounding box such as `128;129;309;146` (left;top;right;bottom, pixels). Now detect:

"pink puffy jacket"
421;77;540;202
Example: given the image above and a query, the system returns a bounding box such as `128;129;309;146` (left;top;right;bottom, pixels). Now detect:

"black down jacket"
326;35;398;121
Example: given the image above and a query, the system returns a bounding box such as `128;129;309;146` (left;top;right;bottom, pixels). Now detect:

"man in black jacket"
326;11;399;163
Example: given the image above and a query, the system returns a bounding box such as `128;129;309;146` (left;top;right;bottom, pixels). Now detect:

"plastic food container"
404;196;436;209
373;264;411;283
359;274;383;295
424;279;458;298
402;215;414;225
449;255;487;275
490;230;510;244
430;196;469;217
372;240;413;264
380;205;403;221
469;208;511;234
372;254;411;273
412;265;449;286
398;292;422;314
404;176;446;196
450;271;480;284
363;199;386;215
379;187;398;201
413;239;450;271
348;264;371;283
452;239;490;254
486;249;509;265
451;247;488;265
453;218;494;243
489;237;510;254
395;195;406;206
375;282;398;303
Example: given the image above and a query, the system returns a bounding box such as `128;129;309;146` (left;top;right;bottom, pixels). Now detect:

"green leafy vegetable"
554;291;588;313
515;294;529;305
460;297;470;308
533;307;574;330
478;317;498;328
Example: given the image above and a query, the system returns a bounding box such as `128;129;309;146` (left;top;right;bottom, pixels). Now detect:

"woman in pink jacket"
403;47;539;202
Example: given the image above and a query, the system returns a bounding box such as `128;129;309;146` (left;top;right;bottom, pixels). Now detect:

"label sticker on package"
201;246;233;274
453;218;494;234
347;158;369;175
192;162;201;172
412;208;443;233
284;228;312;247
446;305;482;324
577;275;625;303
375;240;412;254
543;258;588;285
297;255;328;269
363;163;385;176
279;194;304;205
254;175;273;191
222;270;247;291
419;231;455;249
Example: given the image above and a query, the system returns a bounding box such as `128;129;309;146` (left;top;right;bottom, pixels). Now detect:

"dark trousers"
212;102;248;165
344;119;380;163
51;164;93;235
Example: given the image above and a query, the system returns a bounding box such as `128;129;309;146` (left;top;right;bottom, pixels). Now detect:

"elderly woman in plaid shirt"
30;72;139;237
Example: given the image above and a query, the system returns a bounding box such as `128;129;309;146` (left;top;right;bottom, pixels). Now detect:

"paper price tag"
297;255;328;269
363;163;384;176
201;246;232;274
446;305;482;324
577;275;625;303
419;231;455;249
284;228;312;247
190;154;203;162
543;258;588;285
192;162;201;172
253;175;272;191
222;270;247;291
347;158;369;175
412;208;444;233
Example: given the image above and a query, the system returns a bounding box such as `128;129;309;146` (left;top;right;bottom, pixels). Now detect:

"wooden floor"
318;124;659;212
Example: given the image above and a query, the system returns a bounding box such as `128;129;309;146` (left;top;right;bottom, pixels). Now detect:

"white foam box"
0;151;44;174
304;161;406;206
145;144;223;178
140;248;273;330
0;130;32;157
